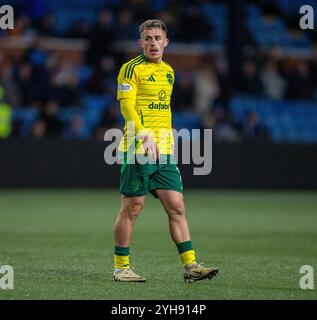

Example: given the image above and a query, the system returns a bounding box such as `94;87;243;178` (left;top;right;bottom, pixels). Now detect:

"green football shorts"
119;154;183;197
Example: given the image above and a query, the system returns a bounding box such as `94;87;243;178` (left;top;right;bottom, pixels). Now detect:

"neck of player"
144;53;162;64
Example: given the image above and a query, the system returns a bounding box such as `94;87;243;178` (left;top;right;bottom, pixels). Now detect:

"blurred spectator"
37;13;55;37
128;0;152;23
214;54;230;105
101;104;120;130
69;20;90;39
179;4;212;43
31;120;46;140
49;62;80;106
115;9;138;41
0;63;20;107
40;100;64;138
63;114;88;140
239;60;263;95
285;61;314;100
9;15;36;42
87;10;115;65
86;56;116;95
26;38;48;67
15;63;38;106
101;56;117;95
193;61;220;114
260;60;286;100
214;121;240;143
155;10;179;40
86;66;105;95
95;104;121;141
203;109;239;143
242;111;269;143
0;86;12;139
172;71;194;110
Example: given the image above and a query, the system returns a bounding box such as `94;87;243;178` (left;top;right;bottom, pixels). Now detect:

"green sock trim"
177;240;193;254
115;246;129;256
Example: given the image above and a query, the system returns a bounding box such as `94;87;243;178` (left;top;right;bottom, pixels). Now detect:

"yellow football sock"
180;250;197;268
177;241;197;267
114;255;130;269
114;246;130;269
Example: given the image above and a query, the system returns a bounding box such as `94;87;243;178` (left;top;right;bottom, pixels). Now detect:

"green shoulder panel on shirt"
124;55;147;80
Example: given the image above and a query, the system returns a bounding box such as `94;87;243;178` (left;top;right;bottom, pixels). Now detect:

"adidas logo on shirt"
147;75;156;82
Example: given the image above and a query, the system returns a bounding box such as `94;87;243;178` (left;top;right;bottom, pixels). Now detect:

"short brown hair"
139;19;168;36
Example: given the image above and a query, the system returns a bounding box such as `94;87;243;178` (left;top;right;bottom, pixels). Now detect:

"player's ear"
164;37;169;47
138;39;143;48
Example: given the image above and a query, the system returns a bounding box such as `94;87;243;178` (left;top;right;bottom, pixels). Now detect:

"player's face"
139;28;169;63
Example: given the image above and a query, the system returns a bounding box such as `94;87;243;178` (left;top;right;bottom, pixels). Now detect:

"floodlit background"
0;0;316;299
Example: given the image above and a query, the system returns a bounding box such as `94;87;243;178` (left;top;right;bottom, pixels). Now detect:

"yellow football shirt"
117;54;174;155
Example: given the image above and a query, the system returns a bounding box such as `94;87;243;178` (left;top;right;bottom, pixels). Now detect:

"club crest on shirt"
166;73;173;84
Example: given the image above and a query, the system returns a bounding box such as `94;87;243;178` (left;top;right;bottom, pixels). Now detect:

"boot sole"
113;276;146;283
184;268;219;283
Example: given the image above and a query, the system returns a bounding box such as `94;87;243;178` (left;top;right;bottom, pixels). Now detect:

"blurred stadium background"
0;0;317;300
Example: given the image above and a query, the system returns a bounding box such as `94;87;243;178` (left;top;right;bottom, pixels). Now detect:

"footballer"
113;19;218;283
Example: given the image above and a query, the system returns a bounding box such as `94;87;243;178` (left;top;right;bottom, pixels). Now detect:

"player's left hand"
142;134;159;161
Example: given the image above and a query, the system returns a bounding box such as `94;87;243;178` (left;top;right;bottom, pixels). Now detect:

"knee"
167;203;185;220
122;200;144;221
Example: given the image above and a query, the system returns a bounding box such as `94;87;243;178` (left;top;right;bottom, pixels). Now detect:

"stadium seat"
12;108;39;136
230;96;317;143
172;111;202;131
53;9;96;35
82;94;111;111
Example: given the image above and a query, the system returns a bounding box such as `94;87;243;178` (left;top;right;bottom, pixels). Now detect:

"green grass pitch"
0;189;316;300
